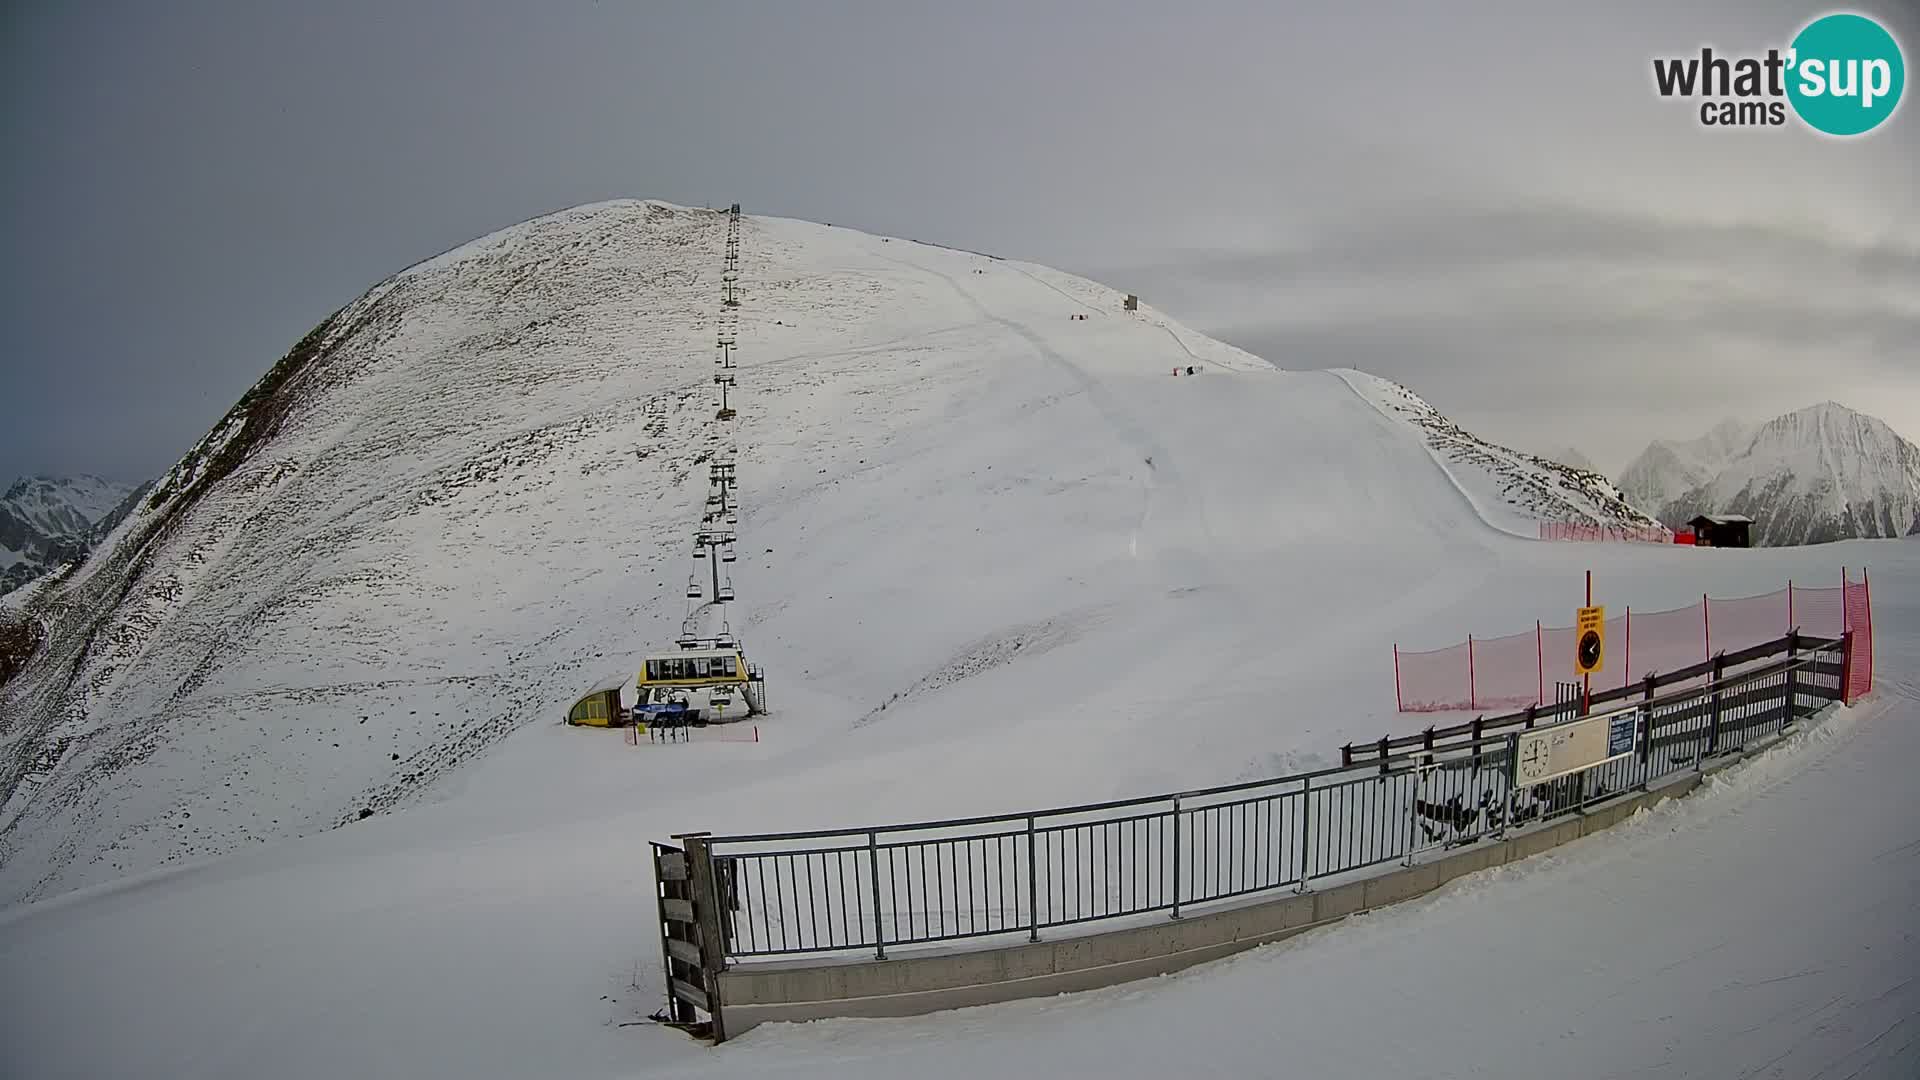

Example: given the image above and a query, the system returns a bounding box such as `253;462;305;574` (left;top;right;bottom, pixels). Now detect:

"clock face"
1578;629;1602;671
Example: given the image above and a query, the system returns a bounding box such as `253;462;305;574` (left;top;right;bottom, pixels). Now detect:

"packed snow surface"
1;545;1910;1080
0;201;1913;1079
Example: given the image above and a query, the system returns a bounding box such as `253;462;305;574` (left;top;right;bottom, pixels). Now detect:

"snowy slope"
1339;372;1660;536
0;548;1908;1080
1615;418;1754;517
0;198;1911;1079
1663;403;1920;545
0;200;1520;904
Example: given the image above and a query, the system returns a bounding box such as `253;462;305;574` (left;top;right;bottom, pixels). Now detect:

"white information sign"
1512;708;1639;788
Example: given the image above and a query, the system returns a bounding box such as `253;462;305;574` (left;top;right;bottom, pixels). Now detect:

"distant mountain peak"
1532;446;1600;474
1628;403;1920;545
1614;419;1754;518
1;474;140;595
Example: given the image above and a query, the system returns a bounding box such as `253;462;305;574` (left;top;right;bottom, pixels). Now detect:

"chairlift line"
603;199;767;729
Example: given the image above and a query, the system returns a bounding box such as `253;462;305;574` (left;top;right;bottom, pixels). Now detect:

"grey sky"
4;0;1917;482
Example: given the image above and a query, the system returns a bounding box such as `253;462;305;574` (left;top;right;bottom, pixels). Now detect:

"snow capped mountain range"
0;475;140;596
1617;405;1920;546
1615;418;1753;518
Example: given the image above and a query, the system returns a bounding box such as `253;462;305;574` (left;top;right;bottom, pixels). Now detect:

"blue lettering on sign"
1608;713;1637;757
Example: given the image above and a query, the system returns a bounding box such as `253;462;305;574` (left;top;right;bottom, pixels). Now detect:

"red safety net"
1844;571;1874;703
1395;640;1471;712
1708;590;1790;656
1394;574;1872;713
1470;629;1544;711
1538;522;1672;543
1793;584;1845;639
1628;600;1713;691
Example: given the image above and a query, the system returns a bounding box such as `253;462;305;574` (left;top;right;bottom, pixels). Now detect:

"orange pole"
1584;571;1592;712
1863;568;1874;696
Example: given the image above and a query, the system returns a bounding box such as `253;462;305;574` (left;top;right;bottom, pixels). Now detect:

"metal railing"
1356;630;1839;763
681;633;1847;964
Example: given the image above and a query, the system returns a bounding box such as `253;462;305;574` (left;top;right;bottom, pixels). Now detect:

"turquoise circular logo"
1787;13;1905;135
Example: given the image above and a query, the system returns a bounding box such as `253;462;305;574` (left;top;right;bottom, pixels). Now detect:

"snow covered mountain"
1659;403;1920;545
0;199;1711;905
0;474;138;595
1615;418;1753;517
1548;447;1598;474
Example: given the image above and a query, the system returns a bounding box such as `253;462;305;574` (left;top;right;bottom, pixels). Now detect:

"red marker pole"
1394;644;1404;713
1584;570;1592;714
1863;568;1874;696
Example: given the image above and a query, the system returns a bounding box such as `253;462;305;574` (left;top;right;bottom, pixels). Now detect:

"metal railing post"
1783;631;1799;731
1169;796;1183;919
1636;704;1652;789
1403;766;1421;866
1295;777;1312;893
1026;815;1039;942
1706;654;1726;763
866;830;885;960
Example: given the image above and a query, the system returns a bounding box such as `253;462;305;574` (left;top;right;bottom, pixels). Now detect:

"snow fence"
1395;572;1873;712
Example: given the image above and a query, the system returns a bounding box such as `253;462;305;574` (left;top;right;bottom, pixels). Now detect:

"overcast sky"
3;0;1917;483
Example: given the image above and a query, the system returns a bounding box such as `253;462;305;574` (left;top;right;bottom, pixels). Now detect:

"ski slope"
1;547;1909;1080
0;202;1913;1079
2;200;1641;902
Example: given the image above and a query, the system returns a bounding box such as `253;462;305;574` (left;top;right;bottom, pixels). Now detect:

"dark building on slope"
1688;514;1753;548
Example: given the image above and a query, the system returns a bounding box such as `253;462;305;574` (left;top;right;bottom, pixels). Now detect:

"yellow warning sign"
1576;605;1605;675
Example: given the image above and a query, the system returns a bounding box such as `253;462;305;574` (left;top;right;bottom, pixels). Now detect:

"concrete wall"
713;767;1735;1039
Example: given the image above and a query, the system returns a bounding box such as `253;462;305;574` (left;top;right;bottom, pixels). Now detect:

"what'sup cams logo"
1653;11;1905;135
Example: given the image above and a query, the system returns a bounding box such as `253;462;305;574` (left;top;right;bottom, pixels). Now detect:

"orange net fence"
1395;572;1873;712
1538;522;1674;543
